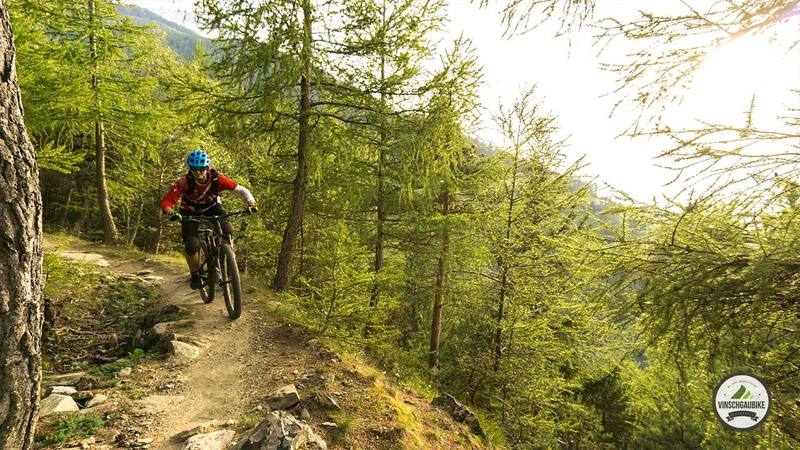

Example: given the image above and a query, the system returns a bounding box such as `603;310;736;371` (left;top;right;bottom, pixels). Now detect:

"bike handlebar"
172;209;254;223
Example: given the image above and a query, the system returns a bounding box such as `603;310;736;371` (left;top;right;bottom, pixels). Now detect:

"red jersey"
160;171;238;213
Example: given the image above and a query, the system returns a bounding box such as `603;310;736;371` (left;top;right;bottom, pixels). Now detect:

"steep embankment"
37;235;489;449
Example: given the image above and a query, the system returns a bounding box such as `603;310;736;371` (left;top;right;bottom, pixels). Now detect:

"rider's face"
191;167;208;181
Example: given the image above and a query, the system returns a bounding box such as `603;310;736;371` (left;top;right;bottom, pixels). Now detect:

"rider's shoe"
190;272;202;289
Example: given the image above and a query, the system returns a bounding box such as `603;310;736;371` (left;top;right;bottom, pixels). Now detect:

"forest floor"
38;234;488;450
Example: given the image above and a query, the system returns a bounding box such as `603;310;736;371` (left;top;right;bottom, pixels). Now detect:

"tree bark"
272;0;311;291
0;2;44;447
429;190;450;370
89;0;118;243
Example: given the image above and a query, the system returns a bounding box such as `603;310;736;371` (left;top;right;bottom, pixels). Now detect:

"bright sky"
126;0;800;203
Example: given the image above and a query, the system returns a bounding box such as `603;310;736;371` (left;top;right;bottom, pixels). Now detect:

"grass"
237;414;259;430
35;412;105;448
121;380;146;400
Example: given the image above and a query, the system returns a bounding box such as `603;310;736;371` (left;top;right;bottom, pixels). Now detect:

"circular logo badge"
713;373;771;431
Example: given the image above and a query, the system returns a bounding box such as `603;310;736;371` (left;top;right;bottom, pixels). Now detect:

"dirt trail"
57;245;318;449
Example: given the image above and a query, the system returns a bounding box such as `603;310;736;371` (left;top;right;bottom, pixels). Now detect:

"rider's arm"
160;177;187;214
218;174;256;206
233;185;256;206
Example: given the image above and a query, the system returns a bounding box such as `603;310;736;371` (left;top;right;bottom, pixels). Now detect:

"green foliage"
92;348;146;377
36;142;86;174
35;413;105;448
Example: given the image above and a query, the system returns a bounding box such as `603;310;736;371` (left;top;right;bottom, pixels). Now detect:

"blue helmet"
186;149;211;169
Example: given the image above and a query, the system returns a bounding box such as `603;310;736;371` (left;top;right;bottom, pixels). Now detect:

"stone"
174;334;206;348
175;422;216;442
299;408;311;421
118;367;133;377
40;394;80;416
85;393;109;408
152;319;193;340
431;393;484;437
169;340;201;360
79;437;96;449
81;400;119;415
43;371;87;387
235;411;326;450
72;391;94;402
320;422;337;429
307;393;340;412
265;385;300;410
50;386;78;396
185;430;235;450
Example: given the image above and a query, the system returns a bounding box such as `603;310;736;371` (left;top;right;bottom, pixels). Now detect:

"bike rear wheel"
218;244;242;319
199;240;215;303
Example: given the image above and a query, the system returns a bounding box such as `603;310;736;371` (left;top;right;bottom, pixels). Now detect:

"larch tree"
0;0;44;447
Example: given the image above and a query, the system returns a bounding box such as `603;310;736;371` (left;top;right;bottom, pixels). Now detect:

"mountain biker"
160;149;257;289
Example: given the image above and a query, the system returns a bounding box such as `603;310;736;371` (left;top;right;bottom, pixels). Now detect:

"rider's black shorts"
180;203;234;244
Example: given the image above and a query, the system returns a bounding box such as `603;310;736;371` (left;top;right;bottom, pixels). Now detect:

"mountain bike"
175;210;251;320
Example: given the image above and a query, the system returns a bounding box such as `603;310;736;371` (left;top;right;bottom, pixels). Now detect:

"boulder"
185;430;235;450
174;334;206;348
81;400;119;415
72;391;94;403
266;385;300;410
175;421;217;442
42;371;86;387
169;340;201;360
40;394;80;417
431;393;484;437
152;319;193;340
85;393;109;408
306;393;340;412
49;386;78;396
235;411;326;450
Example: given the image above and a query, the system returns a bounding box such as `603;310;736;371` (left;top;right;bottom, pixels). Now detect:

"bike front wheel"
199;240;215;304
218;243;242;319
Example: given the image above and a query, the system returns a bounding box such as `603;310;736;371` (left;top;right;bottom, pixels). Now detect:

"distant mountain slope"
117;5;212;60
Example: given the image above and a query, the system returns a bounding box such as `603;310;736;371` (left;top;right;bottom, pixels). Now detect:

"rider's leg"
210;204;235;247
181;214;203;288
186;251;201;272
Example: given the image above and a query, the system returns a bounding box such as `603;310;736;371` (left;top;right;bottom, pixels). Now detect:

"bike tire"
199;240;215;304
218;243;242;319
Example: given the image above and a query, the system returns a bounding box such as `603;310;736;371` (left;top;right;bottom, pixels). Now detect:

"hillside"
117;5;212;60
35;234;491;449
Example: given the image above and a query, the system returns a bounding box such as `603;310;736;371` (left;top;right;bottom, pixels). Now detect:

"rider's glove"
247;206;258;214
169;212;182;222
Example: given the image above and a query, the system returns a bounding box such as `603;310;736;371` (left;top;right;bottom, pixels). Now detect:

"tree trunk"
0;2;44;447
493;143;520;372
59;185;73;228
493;267;508;372
369;5;388;312
429;190;450;370
155;165;165;253
73;185;91;235
129;196;143;246
89;0;118;243
273;0;312;291
370;132;386;310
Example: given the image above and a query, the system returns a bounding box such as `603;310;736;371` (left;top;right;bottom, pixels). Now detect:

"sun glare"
685;24;799;123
